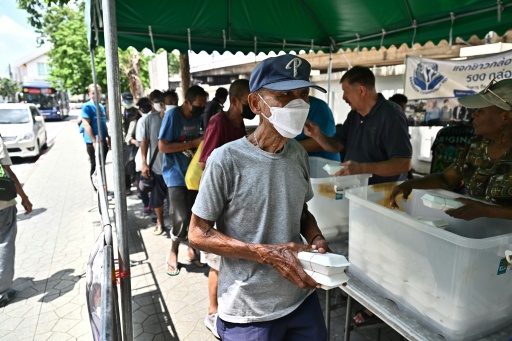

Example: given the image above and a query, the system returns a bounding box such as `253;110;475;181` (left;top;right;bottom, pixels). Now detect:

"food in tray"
421;193;464;211
323;163;344;175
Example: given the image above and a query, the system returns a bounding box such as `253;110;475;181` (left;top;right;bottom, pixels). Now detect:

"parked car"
0;103;47;158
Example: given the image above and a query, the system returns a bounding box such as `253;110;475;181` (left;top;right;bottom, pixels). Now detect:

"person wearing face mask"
196;79;251;338
140;90;169;236
304;65;412;186
164;89;179;111
134;97;153;216
295;95;341;161
158;85;207;276
189;54;329;341
122;92;141;195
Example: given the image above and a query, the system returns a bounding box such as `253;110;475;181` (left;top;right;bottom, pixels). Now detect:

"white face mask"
165;104;176;111
258;94;310;138
153;103;162;112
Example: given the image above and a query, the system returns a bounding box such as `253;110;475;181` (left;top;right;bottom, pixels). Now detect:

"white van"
0;103;47;158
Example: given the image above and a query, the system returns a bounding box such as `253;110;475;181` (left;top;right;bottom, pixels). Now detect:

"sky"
0;0;41;78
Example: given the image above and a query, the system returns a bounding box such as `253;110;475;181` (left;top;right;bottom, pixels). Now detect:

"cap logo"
285;58;302;77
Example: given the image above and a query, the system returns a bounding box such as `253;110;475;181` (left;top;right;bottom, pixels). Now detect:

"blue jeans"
217;292;327;341
0;205;17;299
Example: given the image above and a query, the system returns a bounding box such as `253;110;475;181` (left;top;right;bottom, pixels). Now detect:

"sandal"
166;259;180;276
353;308;382;328
153;225;164;236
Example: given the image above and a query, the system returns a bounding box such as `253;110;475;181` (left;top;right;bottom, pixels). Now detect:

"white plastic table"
340;272;512;341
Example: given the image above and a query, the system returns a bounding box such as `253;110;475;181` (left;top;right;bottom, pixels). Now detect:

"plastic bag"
185;141;204;191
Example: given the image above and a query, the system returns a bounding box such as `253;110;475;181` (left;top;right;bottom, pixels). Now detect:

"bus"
17;81;69;120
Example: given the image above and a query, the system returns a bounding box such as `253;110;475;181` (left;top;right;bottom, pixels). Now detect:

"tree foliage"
168;51;180;75
17;0;150;97
0;78;21;100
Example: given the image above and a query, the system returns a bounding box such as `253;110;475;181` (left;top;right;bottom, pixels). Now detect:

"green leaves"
17;0;149;97
0;78;21;100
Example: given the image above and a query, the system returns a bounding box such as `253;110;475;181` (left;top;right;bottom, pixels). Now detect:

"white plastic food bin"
345;185;512;341
308;157;371;241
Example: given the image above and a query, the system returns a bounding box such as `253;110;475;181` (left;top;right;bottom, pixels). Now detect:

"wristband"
310;233;325;244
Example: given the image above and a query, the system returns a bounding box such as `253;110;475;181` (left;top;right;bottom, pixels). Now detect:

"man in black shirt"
304;66;412;185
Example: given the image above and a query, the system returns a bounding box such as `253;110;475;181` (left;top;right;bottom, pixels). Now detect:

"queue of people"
74;53;511;340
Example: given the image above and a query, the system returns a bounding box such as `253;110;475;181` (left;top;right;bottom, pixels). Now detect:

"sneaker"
204;312;220;339
0;289;17;308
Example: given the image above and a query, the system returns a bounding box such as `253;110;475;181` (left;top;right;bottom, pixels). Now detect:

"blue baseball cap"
249;54;326;93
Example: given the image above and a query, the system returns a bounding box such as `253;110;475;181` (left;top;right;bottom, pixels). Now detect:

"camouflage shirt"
454;136;512;206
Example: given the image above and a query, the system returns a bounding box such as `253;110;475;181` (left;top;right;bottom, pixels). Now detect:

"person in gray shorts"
189;54;330;341
0;136;32;307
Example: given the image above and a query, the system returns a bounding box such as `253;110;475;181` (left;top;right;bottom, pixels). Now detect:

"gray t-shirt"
192;137;314;323
141;112;163;175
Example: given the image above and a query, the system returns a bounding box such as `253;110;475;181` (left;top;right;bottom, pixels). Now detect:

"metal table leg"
326;289;331;341
344;295;353;341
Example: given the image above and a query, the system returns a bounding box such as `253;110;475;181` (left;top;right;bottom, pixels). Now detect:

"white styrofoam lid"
415;216;449;229
323;163;344;175
421;193;464;210
304;269;349;289
298;251;350;267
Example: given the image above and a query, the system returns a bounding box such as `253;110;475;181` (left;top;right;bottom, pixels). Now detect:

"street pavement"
0;119;401;340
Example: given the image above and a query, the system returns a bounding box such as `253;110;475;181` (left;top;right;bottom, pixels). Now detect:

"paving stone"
66;321;90;338
13;315;38;339
46;331;73;341
0;315;23;331
33;331;53;341
0;329;12;338
35;318;59;334
132;309;150;324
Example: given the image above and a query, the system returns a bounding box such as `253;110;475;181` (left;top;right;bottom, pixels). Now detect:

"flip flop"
166;259;180;276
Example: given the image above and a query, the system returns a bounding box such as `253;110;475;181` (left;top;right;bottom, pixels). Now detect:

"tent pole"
89;48;107;197
101;0;133;340
327;48;332;107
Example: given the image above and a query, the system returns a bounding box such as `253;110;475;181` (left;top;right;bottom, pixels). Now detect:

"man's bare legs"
208;269;219;315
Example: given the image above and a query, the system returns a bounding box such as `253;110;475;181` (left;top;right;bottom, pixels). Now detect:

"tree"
179;53;191;99
0;78;21;101
168;51;180;75
18;0;156;97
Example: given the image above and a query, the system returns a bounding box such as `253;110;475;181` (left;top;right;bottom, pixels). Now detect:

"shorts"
217;292;326;341
167;187;197;241
200;251;220;270
149;173;167;209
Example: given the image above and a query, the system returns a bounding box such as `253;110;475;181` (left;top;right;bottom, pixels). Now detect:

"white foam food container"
298;251;350;275
323;163;344;175
304;269;349;290
421;193;464;210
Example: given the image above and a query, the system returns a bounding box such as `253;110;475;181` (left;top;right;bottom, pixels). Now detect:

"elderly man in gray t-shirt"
190;55;329;341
